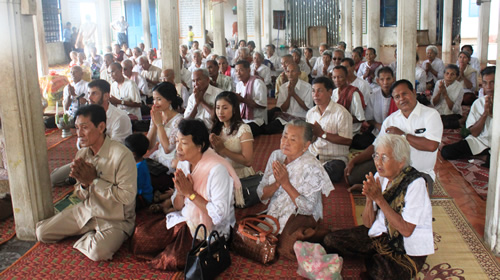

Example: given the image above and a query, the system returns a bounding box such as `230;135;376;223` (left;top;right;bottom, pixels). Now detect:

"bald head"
70;66;83;82
121;59;134;78
161;69;175;83
139;56;150;70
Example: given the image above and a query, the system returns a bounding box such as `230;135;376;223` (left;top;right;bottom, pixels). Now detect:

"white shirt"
214;74;234;92
141;65;162;87
235;78;268;126
415;66;427;93
188;62;206;73
276;79;313;124
431;80;464;115
332;88;366;135
297;60;311;76
368;174;434;256
306;57;318;72
168;162;235;238
100;68;113;84
357;62;383;84
365;86;392;136
151;59;162;69
181;68;192;91
257;150;334;234
312;59;333;78
465;97;493;155
128;72;150;101
378;102;443;180
106;103;132;143
265;53;282;76
183;84;222;129
306;100;353;163
351;77;372;102
110;78;142;120
79;21;97;44
250;64;272;85
63;80;89;117
422;58;445;83
112;20;128;33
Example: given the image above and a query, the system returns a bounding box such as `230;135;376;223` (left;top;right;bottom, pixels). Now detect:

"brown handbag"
232;214;280;264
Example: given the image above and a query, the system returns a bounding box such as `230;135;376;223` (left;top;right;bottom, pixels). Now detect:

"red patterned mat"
440;129;489;200
0;183;362;279
251;134;282;173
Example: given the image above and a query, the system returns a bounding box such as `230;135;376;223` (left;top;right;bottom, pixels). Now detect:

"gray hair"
291;48;302;57
180;44;188;50
374;134;412;167
333;48;345;57
203;44;212;51
192;68;209;79
239;47;249;56
284;120;313;143
253;51;264;59
193;49;202;57
426;45;439;55
217;56;228;62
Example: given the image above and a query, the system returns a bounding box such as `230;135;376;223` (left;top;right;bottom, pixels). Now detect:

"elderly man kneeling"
323;134;434;279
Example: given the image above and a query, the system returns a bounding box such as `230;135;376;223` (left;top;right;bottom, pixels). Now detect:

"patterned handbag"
232;215;280;264
184;224;231;280
294;241;343;280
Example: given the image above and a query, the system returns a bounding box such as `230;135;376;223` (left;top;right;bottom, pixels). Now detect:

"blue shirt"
136;160;153;203
63;28;72;43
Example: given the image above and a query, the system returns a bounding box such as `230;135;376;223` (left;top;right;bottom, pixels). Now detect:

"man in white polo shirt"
345;79;443;194
108;63;142;120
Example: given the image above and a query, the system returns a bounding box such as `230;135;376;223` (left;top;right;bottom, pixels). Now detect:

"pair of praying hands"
209;133;225;153
174;168;194;198
69;158;97;187
484;95;493;118
362;172;383;202
272;160;290;187
150;106;164;127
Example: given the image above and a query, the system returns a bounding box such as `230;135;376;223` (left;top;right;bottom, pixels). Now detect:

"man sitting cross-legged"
37;104;137;261
345;80;443;194
108;62;142;120
441;66;495;168
264;63;313;134
306;77;353;183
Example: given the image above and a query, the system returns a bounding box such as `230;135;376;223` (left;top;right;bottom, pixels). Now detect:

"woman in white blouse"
209;91;255;178
257;120;334;260
147;82;183;171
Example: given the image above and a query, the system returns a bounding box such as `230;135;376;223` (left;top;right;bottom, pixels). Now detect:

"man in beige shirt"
139;56;162;89
37;104;137;261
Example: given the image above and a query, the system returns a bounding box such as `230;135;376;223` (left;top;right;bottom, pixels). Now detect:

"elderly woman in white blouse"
257;119;334;260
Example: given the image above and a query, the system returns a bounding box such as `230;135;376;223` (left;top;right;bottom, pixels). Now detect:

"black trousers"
248;122;264;137
441;139;490;161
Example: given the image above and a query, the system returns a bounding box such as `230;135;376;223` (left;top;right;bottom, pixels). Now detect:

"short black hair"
390;79;414;95
341;57;354;67
124;133;149;158
88;79;111;94
312;77;334;91
247;41;255;48
481;66;496;77
177;119;210;153
461;44;473;53
235;60;250;69
377;66;394;78
445;64;460;76
338;41;346;48
74;104;106;129
332;65;348;76
266;44;276;51
367;47;376;55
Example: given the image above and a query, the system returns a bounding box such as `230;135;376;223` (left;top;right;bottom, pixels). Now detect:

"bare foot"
347;184;363;193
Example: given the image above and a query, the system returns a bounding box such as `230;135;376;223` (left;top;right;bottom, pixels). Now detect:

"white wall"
380;27;397;46
47;42;68;66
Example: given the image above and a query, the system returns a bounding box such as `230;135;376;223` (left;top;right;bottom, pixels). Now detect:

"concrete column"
0;0;54;240
33;0;49;76
254;0;262;52
428;0;436;44
353;0;362;47
97;0;112;52
420;0;429;30
484;2;500;256
367;0;380;52
396;0;417;85
158;0;181;83
344;0;352;51
441;0;453;64
263;0;272;46
141;0;152;50
213;1;226;56
477;1;491;69
237;0;247;42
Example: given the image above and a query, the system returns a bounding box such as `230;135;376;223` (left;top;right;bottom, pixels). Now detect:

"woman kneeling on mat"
131;119;239;270
257;119;334;260
323;134;434;279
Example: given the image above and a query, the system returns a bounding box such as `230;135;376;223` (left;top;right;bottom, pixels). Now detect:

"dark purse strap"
190;224;207;249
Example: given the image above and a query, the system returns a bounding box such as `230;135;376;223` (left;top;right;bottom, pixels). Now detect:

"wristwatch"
121;100;125;105
189;193;197;201
321;132;327;139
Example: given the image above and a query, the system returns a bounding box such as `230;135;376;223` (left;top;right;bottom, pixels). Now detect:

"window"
469;0;479;17
380;0;397;27
42;0;62;43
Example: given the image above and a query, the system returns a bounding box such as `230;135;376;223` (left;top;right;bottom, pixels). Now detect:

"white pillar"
484;2;500;256
427;0;436;44
263;0;272;46
420;0;429;30
0;0;54;240
353;0;362;47
367;0;380;52
33;0;49;76
441;0;453;64
396;0;417;85
477;1;491;68
97;0;112;52
158;0;181;83
237;0;247;42
344;0;352;51
254;0;262;52
213;1;226;56
141;0;152;50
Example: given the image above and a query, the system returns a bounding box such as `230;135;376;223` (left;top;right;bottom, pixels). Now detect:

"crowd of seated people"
41;38;495;278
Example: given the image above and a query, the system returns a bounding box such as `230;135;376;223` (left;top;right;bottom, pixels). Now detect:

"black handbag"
184;224;231;280
237;173;264;208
